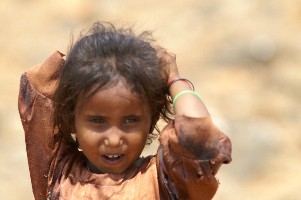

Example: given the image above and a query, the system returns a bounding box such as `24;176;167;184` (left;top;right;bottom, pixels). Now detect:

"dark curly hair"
53;22;173;144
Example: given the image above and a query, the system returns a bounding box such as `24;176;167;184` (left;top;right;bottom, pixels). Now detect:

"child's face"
74;80;152;174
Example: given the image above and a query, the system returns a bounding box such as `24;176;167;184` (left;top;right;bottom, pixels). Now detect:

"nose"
103;126;124;147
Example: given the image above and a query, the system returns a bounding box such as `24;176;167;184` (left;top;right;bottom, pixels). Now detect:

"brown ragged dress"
18;51;232;200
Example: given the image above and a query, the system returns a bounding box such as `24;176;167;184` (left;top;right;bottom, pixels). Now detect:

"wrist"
170;82;192;98
167;78;194;97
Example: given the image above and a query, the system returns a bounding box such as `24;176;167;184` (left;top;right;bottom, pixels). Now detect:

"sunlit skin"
74;80;152;174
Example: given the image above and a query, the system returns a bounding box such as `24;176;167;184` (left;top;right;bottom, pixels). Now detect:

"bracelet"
167;78;195;92
172;90;201;106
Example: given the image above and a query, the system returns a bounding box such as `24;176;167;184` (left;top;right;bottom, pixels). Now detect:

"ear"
70;132;82;151
71;132;77;142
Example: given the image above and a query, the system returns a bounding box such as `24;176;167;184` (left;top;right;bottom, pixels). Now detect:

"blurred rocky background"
1;0;301;199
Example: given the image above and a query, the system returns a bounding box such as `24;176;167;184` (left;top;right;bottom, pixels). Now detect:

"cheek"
76;129;101;151
130;130;149;148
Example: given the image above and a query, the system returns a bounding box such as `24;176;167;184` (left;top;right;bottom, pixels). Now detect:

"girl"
18;22;231;200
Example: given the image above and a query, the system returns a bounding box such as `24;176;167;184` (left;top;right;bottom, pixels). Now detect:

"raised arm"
157;51;232;200
166;54;210;118
18;51;65;200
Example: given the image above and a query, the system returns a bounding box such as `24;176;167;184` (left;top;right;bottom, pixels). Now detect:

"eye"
89;117;105;124
123;116;139;124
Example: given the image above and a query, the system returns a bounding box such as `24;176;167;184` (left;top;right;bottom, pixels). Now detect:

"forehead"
76;80;149;114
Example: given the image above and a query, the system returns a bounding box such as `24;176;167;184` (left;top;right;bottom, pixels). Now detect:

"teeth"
106;155;120;158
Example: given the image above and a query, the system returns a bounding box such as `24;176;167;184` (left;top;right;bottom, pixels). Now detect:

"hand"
155;46;180;82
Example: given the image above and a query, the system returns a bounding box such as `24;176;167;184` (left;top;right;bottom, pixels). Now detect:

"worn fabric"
18;51;232;200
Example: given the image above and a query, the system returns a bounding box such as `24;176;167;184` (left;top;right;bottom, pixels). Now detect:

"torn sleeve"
158;115;232;200
18;51;66;200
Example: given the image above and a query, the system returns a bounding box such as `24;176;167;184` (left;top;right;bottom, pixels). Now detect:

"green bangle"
172;90;201;106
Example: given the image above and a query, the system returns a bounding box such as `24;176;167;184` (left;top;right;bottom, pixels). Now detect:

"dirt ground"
1;1;301;199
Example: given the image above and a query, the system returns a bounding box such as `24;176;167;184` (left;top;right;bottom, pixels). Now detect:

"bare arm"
158;49;209;117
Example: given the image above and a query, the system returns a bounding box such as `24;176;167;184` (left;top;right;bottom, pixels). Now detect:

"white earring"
71;133;82;151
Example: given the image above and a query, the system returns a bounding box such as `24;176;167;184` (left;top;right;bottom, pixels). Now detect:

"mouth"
103;154;124;162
